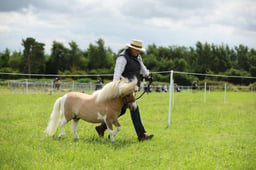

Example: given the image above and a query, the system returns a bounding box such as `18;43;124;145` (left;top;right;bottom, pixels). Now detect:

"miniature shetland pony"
45;78;137;142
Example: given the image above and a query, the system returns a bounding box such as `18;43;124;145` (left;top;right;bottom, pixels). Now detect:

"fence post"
168;70;173;127
172;80;175;106
51;81;54;92
204;82;207;103
224;83;227;103
72;81;75;91
26;79;28;94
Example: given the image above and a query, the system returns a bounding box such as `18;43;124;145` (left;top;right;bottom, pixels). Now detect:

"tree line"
0;37;255;85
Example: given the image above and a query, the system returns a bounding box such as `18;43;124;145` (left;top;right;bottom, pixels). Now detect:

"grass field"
0;89;255;169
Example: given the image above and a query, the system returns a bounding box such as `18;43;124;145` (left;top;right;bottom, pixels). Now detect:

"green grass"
0;89;255;169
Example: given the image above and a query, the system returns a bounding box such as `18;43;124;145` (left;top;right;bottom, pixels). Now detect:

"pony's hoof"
74;138;79;142
58;134;65;139
109;136;115;142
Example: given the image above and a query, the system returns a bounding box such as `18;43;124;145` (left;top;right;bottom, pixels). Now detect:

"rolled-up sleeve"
113;56;127;81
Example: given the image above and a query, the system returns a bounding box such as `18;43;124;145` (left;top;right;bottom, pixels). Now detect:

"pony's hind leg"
71;119;80;139
59;117;67;138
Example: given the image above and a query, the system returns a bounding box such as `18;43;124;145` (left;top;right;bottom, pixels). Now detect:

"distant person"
162;85;168;92
95;39;154;141
53;77;61;90
192;81;198;92
175;84;181;92
95;77;103;90
156;84;162;92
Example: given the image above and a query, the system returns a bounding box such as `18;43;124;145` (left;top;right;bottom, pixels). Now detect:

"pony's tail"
45;97;63;136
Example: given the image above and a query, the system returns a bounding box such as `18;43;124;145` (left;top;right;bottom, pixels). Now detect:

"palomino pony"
45;78;138;142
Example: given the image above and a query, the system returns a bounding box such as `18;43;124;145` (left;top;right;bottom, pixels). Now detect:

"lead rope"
136;78;153;100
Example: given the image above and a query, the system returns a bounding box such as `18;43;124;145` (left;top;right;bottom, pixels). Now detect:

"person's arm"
113;56;127;81
137;55;150;76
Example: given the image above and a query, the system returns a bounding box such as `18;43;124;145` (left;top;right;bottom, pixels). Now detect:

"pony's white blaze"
45;78;137;142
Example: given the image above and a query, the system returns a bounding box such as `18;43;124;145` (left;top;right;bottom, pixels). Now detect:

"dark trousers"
100;105;146;136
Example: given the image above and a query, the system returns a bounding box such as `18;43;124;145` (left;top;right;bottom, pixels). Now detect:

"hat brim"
125;43;145;52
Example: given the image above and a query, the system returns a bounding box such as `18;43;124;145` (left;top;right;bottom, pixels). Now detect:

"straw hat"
125;39;145;52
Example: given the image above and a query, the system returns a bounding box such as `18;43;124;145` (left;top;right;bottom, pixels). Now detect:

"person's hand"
146;73;153;83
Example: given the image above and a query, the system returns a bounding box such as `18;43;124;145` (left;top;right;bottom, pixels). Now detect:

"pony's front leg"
107;125;115;142
113;120;121;136
59;118;67;138
106;119;121;142
71;119;80;139
105;119;115;142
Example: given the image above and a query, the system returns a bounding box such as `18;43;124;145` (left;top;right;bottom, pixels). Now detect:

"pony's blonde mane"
93;78;137;103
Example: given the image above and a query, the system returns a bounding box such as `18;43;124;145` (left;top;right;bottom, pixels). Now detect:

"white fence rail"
6;80;96;93
2;79;255;94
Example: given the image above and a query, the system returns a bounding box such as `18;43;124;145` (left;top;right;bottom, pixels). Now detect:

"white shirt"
113;55;150;81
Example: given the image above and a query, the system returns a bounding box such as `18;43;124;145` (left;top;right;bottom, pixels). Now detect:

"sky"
0;0;255;54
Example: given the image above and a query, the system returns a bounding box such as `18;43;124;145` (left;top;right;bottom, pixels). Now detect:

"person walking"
95;39;154;141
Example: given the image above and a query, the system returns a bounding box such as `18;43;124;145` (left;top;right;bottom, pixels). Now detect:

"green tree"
211;44;231;73
195;42;212;74
248;48;256;77
143;44;160;71
68;41;84;71
105;48;114;70
235;44;250;72
175;58;188;71
0;48;10;68
8;51;23;72
224;68;251;84
187;46;198;72
171;46;190;71
88;43;100;69
146;44;159;57
46;41;68;74
159;57;174;71
158;46;171;60
87;38;114;71
143;54;159;71
97;38;107;68
22;37;45;77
